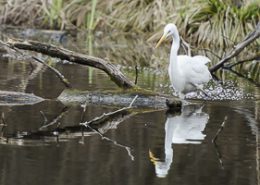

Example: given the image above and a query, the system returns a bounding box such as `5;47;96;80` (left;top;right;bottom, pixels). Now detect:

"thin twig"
134;65;138;85
212;116;228;169
1;113;7;126
80;95;138;126
180;37;191;56
212;116;227;143
210;22;260;72
0;39;71;88
79;95;138;160
221;33;236;45
86;124;135;160
129;95;138;107
31;56;71;88
39;107;69;131
226;53;260;68
80;100;88;123
196;48;222;59
0;113;7;138
213;140;224;169
224;68;260;86
40;111;48;126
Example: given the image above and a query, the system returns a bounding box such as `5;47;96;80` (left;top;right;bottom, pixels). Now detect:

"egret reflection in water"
150;104;209;178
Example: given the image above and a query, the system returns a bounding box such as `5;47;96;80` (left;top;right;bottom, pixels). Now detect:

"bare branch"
212;116;227;143
0;39;71;88
85;124;135;160
4;38;135;89
181;37;191;56
196;48;222;60
210;23;260;72
0;113;7;138
80;95;138;127
226;52;260;68
224;68;260;86
39;107;69;131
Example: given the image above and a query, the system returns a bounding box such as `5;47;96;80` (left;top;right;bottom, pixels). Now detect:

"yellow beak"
155;34;167;48
149;150;160;165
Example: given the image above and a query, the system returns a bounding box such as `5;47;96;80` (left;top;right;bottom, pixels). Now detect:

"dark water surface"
0;30;259;185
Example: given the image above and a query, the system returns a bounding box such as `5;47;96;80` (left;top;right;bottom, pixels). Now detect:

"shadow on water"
0;28;259;185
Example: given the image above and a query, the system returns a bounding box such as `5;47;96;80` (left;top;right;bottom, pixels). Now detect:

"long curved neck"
169;34;180;79
170;37;180;66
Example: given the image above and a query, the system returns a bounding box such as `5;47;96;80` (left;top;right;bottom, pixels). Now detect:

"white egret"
156;23;211;99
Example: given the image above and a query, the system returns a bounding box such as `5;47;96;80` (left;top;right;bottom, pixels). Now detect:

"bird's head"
155;23;178;48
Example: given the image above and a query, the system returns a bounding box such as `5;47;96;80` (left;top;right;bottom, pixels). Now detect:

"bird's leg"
191;83;210;98
178;93;185;100
178;93;191;105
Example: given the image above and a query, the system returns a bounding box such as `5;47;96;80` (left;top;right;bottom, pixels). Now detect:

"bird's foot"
181;99;192;106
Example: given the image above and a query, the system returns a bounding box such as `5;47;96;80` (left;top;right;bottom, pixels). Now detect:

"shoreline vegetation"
0;0;259;82
0;0;258;46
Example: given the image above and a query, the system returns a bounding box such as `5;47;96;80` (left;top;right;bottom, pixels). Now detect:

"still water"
0;30;259;185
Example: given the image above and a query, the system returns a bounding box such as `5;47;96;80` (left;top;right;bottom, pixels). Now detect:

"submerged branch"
212;116;227;143
212;116;228;169
0;103;136;146
39;107;69;131
85;123;135;160
0;113;7;138
210;22;260;73
4;38;135;89
80;95;138;160
80;95;138;127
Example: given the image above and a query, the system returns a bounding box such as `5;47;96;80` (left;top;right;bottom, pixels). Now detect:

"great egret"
156;23;211;99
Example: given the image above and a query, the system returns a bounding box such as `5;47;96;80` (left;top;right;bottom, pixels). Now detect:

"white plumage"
156;23;211;98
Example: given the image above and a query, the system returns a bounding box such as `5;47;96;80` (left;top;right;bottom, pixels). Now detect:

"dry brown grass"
0;0;44;26
0;1;258;51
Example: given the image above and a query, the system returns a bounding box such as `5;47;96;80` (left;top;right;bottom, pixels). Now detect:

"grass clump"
0;0;258;47
185;0;260;47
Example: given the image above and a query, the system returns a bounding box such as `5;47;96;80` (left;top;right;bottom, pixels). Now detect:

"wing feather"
177;55;211;85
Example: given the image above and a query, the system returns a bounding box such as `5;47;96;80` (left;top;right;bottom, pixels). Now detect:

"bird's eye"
168;30;173;36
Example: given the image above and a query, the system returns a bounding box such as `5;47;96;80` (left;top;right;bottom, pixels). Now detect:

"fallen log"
5;38;135;89
58;89;182;109
0;89;181;109
0;36;182;109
